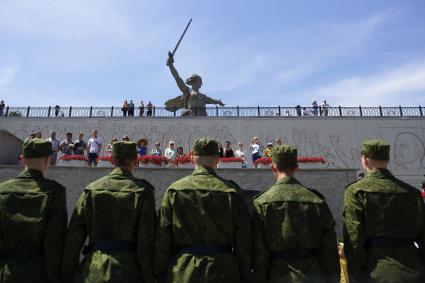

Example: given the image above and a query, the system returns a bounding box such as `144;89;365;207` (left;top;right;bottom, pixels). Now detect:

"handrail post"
69;106;72;117
278;106;281;116
89;106;93;118
237;106;240;117
174;107;176;117
399;105;403;116
111;106;114;117
47;106;51;117
419;106;423;116
379;106;383;116
153;106;156;117
338;106;342;117
359;106;363;117
216;106;219;116
257;106;260;117
26;106;30;117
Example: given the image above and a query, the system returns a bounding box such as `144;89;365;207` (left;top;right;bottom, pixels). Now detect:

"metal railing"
1;105;424;118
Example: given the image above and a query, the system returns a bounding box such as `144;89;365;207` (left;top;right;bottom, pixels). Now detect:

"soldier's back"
155;166;252;283
63;168;156;283
344;169;425;283
253;176;339;283
0;169;67;283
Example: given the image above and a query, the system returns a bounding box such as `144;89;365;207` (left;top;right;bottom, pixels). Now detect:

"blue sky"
0;0;424;107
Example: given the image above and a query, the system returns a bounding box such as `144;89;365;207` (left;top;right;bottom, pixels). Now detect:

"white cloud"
0;65;18;93
0;0;137;42
315;61;425;106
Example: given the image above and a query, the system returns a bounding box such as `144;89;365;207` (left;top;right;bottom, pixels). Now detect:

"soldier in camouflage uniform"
62;141;156;283
155;138;252;283
0;138;68;283
343;140;425;283
252;145;340;283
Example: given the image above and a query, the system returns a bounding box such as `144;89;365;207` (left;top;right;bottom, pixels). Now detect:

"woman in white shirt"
248;137;263;167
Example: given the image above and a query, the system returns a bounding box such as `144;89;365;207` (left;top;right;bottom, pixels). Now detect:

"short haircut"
113;156;137;167
274;161;297;172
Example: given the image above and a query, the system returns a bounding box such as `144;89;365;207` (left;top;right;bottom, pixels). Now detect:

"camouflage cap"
272;145;298;168
112;141;137;161
192;138;219;156
23;138;52;158
360;139;390;160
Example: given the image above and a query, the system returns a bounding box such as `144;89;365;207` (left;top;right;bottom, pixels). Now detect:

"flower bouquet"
218;157;244;168
59;155;87;167
97;156;113;168
138;155;167;168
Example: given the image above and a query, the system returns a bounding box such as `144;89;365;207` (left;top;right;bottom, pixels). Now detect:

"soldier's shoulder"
344;178;364;193
168;174;238;193
252;188;270;202
85;175;110;190
306;188;325;200
390;177;420;196
167;175;194;190
0;177;20;192
133;177;155;192
42;178;67;193
222;178;242;191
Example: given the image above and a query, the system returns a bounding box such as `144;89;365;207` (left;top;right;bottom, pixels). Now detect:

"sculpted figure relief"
165;53;225;116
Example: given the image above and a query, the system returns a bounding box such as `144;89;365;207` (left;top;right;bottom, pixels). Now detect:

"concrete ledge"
0;166;357;236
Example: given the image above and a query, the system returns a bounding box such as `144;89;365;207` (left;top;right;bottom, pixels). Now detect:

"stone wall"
0;130;22;165
0;116;424;186
0;166;357;236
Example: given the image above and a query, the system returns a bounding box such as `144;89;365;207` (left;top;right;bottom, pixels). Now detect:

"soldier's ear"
44;156;51;169
271;164;278;177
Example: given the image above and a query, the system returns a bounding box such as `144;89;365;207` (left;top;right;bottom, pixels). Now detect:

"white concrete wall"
0;116;424;186
0;166;357;236
0;130;23;165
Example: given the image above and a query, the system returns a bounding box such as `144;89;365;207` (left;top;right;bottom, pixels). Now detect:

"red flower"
254;156;327;166
98;156;112;161
59;155;88;161
138;155;167;165
219;157;243;163
175;156;192;164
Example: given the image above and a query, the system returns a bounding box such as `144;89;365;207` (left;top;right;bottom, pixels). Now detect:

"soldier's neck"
275;172;293;181
25;167;45;177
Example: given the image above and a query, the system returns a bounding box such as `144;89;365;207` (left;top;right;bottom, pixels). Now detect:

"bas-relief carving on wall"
3;118;425;183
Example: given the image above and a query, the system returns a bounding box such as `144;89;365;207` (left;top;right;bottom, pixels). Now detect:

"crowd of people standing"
27;128;291;169
121;100;153;117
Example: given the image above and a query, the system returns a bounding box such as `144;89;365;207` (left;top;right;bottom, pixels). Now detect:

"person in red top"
421;180;425;199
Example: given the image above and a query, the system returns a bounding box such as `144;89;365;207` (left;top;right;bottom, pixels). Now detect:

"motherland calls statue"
164;19;225;116
165;54;225;116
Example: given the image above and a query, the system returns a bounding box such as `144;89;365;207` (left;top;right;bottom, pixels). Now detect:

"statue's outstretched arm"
167;55;189;94
201;94;225;106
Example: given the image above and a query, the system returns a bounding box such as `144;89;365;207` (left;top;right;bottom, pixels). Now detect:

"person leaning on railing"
0;100;5;117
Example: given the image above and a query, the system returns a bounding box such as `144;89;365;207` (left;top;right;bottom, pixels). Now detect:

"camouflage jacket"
155;166;252;283
343;168;425;283
0;169;68;283
62;167;156;283
252;176;340;283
